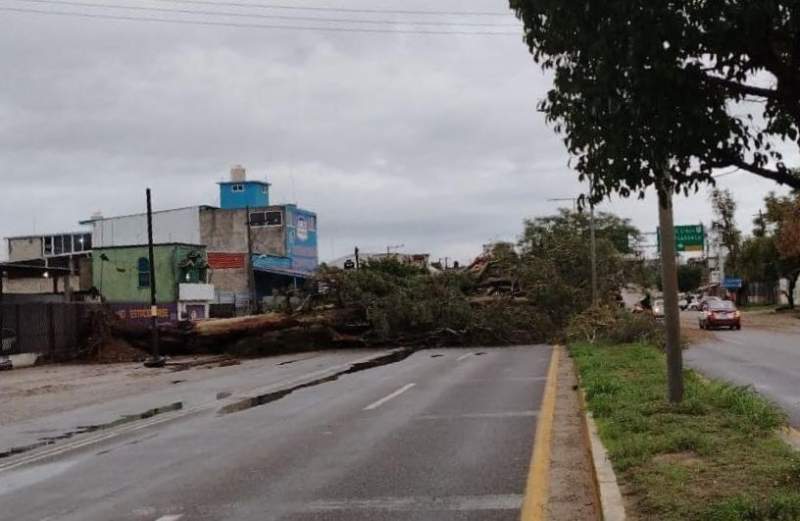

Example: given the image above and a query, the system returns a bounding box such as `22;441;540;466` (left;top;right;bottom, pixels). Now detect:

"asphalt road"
0;346;552;521
684;315;800;426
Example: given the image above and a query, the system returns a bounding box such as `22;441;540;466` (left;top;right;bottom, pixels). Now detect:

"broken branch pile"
106;255;558;357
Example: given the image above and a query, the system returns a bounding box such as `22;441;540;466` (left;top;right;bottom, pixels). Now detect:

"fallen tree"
102;211;638;357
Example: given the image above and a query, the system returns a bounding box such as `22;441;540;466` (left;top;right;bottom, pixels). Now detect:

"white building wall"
92;207;201;248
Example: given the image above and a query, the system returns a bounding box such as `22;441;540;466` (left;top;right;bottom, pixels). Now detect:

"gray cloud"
0;0;794;263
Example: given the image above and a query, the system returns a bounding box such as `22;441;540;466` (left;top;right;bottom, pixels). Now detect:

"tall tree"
709;189;742;275
510;1;800;196
764;192;800;308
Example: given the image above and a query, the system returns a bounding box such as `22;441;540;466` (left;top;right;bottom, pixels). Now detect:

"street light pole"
144;188;165;368
590;196;598;307
657;183;684;403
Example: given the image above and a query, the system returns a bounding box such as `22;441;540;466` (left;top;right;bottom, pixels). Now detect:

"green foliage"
566;306;664;346
511;0;800;199
518;209;635;324
711;189;742;274
361;257;427;278
677;264;703;293
572;342;800;520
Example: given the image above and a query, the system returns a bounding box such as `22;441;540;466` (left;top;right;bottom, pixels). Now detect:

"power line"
9;0;520;27
0;5;520;34
159;0;511;17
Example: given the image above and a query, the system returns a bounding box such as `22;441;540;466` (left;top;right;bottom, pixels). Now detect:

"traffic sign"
658;224;704;252
723;277;742;290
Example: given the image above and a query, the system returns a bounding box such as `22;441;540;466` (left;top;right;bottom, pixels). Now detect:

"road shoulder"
546;347;600;520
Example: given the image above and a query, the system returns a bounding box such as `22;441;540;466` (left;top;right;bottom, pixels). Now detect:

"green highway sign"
657;224;705;253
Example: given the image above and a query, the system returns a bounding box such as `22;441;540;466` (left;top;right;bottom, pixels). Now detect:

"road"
0;346;553;521
684;312;800;426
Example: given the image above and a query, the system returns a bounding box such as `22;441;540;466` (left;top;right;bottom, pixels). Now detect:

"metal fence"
0;303;100;361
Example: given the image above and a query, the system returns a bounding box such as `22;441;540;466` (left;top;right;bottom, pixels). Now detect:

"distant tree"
519;209;636;319
677;264;703;293
739;235;780;288
764;192;800;308
510;0;800;202
709;189;742;274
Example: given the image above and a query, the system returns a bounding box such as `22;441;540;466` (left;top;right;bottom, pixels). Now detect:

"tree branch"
710;159;800;189
703;75;778;99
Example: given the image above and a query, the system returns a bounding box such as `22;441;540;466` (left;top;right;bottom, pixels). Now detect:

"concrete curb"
583;408;626;521
574;360;626;521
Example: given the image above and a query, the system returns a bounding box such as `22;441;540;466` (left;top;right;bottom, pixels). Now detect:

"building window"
249;210;282;227
137;257;151;288
262;186;268;194
62;234;72;254
53;235;63;255
44;236;53;255
83;233;92;250
231;184;244;193
306;216;316;231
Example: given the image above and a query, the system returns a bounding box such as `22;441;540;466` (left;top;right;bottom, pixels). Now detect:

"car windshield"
710;301;736;310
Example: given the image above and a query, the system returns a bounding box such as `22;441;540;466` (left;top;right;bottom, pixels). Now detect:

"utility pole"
245;206;258;314
354;247;360;270
589;175;598;306
143;188;165;368
657;183;684;403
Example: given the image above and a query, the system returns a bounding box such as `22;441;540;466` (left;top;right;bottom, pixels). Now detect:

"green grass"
572;342;800;521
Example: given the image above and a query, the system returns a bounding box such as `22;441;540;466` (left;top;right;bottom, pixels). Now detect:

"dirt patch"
652;451;703;467
93;338;148;363
547;350;599;520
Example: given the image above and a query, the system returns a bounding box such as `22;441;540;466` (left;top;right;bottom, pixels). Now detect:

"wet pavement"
685;316;800;426
0;346;552;521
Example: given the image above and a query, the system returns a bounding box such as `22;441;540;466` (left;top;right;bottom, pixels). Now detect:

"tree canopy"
510;1;800;198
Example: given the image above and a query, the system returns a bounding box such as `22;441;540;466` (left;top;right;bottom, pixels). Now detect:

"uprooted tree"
108;211;639;355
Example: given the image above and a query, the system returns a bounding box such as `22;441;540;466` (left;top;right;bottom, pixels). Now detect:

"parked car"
652;299;665;319
698;300;741;330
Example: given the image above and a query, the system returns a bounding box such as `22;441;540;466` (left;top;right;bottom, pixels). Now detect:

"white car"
652;299;665;319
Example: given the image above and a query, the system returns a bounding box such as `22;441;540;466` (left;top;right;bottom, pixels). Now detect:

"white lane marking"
456;353;473;361
363;383;416;411
155;515;184;521
415;411;538;420
296;494;523;512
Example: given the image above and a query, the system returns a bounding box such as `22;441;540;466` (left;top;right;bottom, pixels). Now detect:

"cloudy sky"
0;0;794;263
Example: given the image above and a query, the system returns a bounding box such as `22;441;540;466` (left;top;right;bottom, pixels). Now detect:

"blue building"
218;164;271;210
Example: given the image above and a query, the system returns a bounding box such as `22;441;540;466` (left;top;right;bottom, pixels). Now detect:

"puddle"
220;349;414;415
0;402;183;460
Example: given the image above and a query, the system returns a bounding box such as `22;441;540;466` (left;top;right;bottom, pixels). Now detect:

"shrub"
566;305;664;346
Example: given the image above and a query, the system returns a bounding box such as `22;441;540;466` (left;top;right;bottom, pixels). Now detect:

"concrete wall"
2;275;80;294
92;207;201;248
207;267;249;295
93;244;203;303
199;207;286;256
7;237;43;262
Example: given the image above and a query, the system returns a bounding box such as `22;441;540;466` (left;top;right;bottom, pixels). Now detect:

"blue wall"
219;181;270;209
287;206;318;274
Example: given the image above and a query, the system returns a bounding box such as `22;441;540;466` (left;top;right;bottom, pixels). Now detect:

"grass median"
572;342;800;521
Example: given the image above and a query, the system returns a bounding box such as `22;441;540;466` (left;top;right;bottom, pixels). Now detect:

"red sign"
208;252;245;269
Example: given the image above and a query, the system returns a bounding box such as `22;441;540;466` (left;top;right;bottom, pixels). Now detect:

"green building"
93;243;213;321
